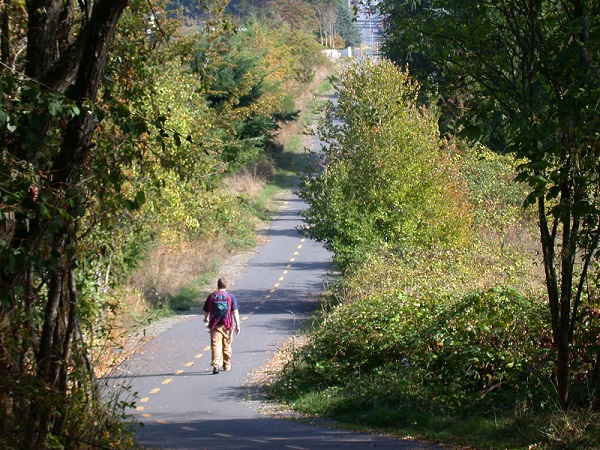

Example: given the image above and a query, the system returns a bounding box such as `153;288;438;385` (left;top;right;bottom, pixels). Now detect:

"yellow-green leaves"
299;58;472;268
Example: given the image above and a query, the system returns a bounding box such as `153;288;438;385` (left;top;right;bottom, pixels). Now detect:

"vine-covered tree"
0;0;136;446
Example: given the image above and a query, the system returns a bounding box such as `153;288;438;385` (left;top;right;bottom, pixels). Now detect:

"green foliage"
242;18;327;85
273;69;564;445
84;5;322;276
188;20;324;169
0;0;327;445
459;145;530;229
382;0;600;410
298;58;472;268
271;288;552;443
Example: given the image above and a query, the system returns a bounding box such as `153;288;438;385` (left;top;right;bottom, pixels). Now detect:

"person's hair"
217;278;227;289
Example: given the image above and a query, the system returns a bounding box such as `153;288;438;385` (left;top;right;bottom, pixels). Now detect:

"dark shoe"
212;367;219;374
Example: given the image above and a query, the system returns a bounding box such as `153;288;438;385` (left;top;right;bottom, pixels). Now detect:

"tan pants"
210;323;233;369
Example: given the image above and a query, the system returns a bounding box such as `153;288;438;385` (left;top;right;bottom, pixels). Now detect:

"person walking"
203;278;241;374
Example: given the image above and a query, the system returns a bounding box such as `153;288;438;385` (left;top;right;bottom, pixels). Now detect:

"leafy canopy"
298;58;472;268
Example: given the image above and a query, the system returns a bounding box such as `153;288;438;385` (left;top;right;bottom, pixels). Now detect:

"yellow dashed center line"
138;237;308;419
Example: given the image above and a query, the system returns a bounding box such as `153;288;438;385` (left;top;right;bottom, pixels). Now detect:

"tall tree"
312;0;338;47
382;0;600;410
0;0;132;446
299;59;471;268
336;0;361;47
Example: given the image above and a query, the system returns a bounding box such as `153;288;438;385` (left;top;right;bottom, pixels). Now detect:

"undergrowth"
268;285;599;448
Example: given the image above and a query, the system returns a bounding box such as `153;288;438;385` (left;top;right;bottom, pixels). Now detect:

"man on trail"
203;278;241;374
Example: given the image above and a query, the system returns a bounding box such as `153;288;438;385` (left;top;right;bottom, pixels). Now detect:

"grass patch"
246;181;290;219
286;136;303;153
317;76;335;95
291;388;347;416
279;388;549;449
169;272;218;312
268;174;295;193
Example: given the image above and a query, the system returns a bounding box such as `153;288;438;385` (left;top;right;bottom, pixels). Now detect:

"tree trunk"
592;345;600;410
0;1;10;65
3;0;130;446
538;196;572;408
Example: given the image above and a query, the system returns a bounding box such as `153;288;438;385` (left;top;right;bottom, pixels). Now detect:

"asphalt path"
107;108;444;450
358;9;383;49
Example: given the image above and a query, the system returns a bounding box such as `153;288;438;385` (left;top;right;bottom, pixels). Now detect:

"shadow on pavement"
133;417;443;449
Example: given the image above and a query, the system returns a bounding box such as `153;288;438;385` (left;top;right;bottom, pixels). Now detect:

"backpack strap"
208;292;216;315
222;292;233;329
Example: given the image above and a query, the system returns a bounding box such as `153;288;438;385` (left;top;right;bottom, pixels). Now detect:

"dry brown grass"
129;239;226;302
226;161;272;197
96;63;338;376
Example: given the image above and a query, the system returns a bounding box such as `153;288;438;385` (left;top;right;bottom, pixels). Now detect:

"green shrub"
415;288;552;412
271;287;552;419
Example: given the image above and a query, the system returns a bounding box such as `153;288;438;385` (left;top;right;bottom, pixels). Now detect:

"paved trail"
106;88;445;449
107;193;443;449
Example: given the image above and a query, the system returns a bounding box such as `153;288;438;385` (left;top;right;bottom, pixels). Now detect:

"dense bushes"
272;288;552;418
